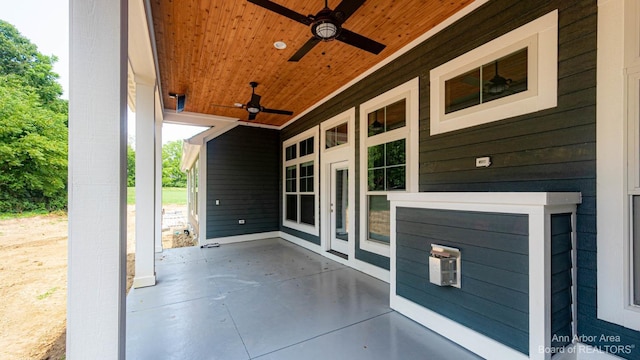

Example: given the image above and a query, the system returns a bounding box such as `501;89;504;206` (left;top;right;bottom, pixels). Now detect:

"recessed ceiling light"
274;41;287;50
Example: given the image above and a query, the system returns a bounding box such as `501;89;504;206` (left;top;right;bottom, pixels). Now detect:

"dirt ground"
0;204;194;360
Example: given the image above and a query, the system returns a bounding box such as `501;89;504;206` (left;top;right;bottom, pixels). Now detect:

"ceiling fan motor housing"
311;8;339;40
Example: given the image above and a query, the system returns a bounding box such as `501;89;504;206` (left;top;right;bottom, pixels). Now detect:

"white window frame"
597;0;640;331
429;10;558;135
283;126;320;236
359;77;419;257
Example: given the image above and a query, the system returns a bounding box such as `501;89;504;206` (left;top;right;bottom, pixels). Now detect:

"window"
430;11;558;135
359;78;419;257
325;123;348;148
445;48;528;114
283;127;319;235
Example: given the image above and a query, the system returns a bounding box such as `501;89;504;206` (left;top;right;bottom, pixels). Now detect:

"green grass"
0;209;66;220
37;287;59;300
127;187;187;205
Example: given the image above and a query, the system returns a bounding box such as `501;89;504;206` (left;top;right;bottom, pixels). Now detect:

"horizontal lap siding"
551;214;573;349
206;126;279;238
396;207;529;354
279;0;640;356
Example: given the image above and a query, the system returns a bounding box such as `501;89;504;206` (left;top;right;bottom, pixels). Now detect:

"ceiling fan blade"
289;37;321;62
332;0;366;24
336;28;385;55
250;93;261;105
248;112;257;121
247;0;312;26
262;108;294;115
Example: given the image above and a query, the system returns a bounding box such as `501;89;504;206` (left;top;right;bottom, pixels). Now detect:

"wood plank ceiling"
150;0;474;127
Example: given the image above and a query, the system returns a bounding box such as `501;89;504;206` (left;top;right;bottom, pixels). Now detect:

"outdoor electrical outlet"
475;156;491;168
238;219;245;224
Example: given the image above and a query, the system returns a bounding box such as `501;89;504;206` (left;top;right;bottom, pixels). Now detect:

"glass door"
330;162;349;255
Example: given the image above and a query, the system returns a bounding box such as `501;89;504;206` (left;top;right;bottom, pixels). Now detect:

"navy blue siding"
275;0;640;357
395;207;529;354
281;226;319;245
551;214;573;350
206;126;279;239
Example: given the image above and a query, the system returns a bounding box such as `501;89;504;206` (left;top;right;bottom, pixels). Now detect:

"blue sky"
1;0;208;143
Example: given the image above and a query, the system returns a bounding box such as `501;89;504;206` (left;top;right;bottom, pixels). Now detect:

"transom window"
325;122;348;149
445;48;528;114
283;127;319;235
367;99;406;136
430;11;558;135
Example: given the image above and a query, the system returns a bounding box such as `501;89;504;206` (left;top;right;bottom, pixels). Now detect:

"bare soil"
0;204;193;360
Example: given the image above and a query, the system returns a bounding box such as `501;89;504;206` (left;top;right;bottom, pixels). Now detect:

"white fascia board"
128;0;156;82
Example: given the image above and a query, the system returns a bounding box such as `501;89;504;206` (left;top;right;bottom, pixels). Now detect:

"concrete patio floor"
126;238;483;359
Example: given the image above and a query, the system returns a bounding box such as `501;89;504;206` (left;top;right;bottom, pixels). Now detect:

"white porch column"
133;78;157;288
155;104;163;253
68;0;127;358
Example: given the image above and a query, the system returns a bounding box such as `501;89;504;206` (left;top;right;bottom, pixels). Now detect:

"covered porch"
126;238;481;359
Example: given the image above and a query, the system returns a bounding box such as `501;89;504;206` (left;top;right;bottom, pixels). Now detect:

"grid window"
283;133;318;233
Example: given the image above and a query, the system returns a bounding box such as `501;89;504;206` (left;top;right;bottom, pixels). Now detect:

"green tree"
162;140;186;187
0;75;67;212
0;20;68;213
0;20;66;112
127;144;135;186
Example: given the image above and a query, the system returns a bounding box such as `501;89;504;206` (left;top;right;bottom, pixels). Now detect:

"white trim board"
596;0;640;331
203;231;281;246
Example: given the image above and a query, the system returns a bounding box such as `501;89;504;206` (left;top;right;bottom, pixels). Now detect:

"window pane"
286;144;297;161
286;165;296;192
368;195;390;244
368;108;385;137
300;161;313;192
386;166;406;190
300;194;315;225
482;48;528;103
445;68;481;114
368;144;385;169
385;99;406;131
300;137;314;156
385;139;405;166
286;195;297;222
368;100;406;136
634;196;640;305
368;169;385;191
326;123;348;148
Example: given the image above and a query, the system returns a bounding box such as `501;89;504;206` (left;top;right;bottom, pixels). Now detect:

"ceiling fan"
247;0;386;62
212;82;294;121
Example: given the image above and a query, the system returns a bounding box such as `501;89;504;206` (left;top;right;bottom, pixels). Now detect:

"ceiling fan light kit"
211;82;294;121
247;0;386;62
313;21;339;40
